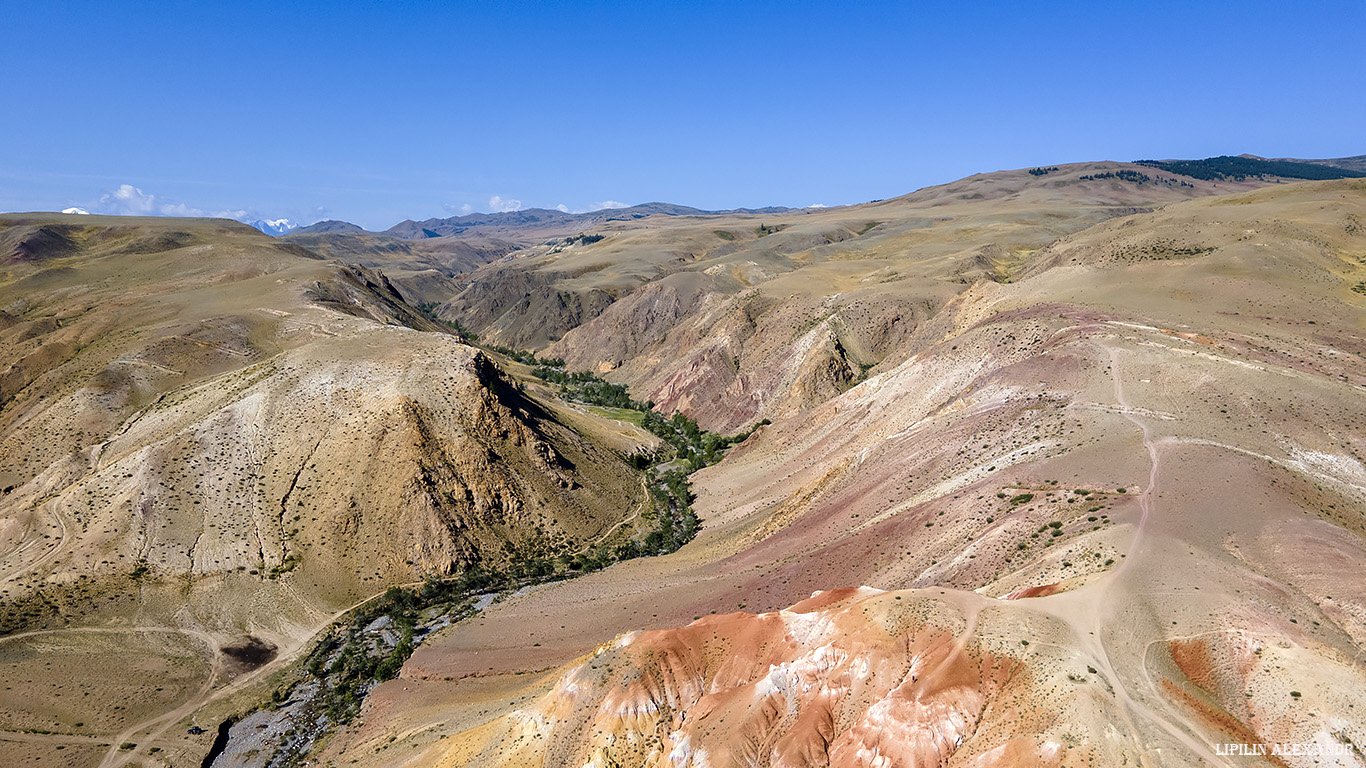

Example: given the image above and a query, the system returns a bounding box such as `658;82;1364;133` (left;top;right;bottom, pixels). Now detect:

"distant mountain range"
288;202;793;241
290;219;368;235
263;157;1366;241
385;202;794;239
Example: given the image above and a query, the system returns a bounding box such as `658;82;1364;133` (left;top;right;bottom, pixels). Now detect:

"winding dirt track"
922;339;1229;766
1014;341;1228;766
575;476;653;555
5;468;648;767
0;627;219;754
96;574;523;767
91;593;387;768
0;495;73;586
1106;344;1159;582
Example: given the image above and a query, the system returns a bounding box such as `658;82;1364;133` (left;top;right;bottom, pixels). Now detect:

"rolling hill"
322;177;1366;768
4;159;1366;768
383;203;794;242
430;161;1276;432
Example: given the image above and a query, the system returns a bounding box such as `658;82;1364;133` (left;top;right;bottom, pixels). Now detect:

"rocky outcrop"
433;588;1077;768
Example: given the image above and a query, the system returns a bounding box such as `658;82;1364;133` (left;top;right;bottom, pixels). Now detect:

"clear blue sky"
3;0;1363;230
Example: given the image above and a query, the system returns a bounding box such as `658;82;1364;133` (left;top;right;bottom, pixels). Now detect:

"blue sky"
2;0;1363;230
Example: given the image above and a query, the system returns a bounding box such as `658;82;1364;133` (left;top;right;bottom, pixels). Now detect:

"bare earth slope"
325;180;1366;767
276;230;517;305
442;163;1275;432
0;214;648;767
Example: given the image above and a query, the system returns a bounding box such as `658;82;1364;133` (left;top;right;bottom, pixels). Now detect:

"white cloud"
488;195;522;213
81;183;286;224
92;183;244;218
158;200;247;219
62;207;90;215
157;202;197;216
442;202;475;216
561;200;630;214
98;184;161;215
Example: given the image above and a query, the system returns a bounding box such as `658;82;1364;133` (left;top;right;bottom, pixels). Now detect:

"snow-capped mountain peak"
247;218;300;236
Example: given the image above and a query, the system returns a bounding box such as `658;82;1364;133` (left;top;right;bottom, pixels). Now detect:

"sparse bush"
1079;170;1151;184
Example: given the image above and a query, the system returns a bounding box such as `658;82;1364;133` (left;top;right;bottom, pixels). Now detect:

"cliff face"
545;274;893;433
